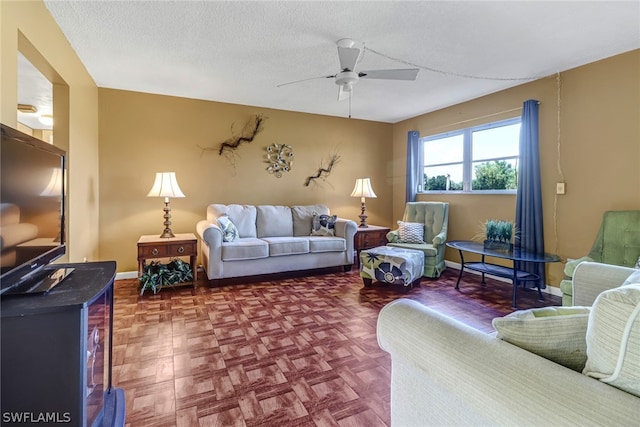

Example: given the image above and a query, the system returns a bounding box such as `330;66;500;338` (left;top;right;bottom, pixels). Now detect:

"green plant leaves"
139;258;193;295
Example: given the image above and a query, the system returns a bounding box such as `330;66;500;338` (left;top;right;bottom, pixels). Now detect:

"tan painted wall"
393;50;640;287
98;89;393;271
0;1;100;263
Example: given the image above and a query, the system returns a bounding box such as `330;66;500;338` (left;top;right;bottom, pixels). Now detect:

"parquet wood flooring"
112;268;560;426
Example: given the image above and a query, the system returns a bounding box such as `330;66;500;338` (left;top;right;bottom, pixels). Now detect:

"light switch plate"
556;182;566;195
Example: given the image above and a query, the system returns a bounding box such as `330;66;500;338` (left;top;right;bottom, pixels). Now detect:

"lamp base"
159;200;175;238
159;228;175;239
358;201;369;227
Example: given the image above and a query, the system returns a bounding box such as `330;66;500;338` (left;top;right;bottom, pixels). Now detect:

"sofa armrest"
563;256;594;277
386;229;399;243
196;220;223;247
432;229;447;246
572;261;636;306
334;218;357;263
196;219;224;279
377;299;639;426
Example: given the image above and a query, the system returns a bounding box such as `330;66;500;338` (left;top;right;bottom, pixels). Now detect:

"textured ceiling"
40;1;640;123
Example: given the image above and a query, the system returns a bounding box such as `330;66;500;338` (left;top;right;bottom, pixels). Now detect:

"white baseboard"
444;260;562;297
116;271;138;280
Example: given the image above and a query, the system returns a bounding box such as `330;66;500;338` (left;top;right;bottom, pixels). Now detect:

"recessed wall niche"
17;52;53;143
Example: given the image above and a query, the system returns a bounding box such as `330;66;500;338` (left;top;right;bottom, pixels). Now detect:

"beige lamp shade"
146;172;185;199
350;178;377;200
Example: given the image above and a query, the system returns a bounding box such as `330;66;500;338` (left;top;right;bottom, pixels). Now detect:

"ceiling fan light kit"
280;38;419;116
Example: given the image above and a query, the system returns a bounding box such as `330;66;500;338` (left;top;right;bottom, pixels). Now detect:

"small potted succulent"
483;219;514;252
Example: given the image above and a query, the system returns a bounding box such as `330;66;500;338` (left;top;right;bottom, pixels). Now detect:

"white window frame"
419;117;521;194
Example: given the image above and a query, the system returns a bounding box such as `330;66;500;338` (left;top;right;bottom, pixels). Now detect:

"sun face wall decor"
265;143;294;177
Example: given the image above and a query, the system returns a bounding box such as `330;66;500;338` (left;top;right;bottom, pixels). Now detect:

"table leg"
480;255;486;285
536;280;544;302
512;266;518;309
455;250;465;290
190;255;197;281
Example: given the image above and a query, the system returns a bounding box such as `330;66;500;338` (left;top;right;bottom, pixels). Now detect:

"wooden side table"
354;225;391;267
137;233;198;281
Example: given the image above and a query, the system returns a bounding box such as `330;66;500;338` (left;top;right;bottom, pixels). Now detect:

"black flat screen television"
0;124;67;296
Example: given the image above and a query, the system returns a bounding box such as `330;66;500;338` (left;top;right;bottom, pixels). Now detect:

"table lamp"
147;172;185;238
350;178;377;228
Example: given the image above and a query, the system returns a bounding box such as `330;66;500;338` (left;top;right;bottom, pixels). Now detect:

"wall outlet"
556;182;566;195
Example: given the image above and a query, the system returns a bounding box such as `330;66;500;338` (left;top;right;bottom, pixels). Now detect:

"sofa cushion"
397;221;426;244
308;236;346;253
311;214;337;236
221;238;268;261
583;284;640;397
292;204;330;236
261;237;309;256
256;205;293;238
223;204;257;238
493;306;591;372
216;215;239;242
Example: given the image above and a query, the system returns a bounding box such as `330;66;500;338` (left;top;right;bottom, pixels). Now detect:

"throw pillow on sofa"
311;214;337;236
397;221;426;244
492;306;591;372
583;283;640;397
217;215;239;242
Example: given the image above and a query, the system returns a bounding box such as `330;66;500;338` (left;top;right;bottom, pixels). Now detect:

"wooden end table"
354;225;390;267
137;233;198;282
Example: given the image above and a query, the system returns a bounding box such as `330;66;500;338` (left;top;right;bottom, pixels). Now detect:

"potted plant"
483;219;514;252
139;258;193;295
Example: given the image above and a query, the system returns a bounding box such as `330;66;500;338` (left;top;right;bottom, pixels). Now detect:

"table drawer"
138;244;170;258
169;242;196;256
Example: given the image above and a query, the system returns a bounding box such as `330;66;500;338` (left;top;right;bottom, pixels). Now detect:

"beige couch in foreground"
377;262;640;426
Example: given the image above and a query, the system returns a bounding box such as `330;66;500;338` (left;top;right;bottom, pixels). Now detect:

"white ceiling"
34;1;640;123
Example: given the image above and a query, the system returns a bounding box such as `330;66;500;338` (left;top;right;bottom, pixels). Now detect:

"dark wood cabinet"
354;225;390;266
1;261;125;426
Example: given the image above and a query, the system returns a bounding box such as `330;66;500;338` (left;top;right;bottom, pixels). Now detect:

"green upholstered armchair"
386;202;449;278
561;210;640;305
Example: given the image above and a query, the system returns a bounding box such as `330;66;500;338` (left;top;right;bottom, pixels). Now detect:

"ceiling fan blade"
338;47;360;71
277;74;334;88
359;68;419;80
337;84;352;101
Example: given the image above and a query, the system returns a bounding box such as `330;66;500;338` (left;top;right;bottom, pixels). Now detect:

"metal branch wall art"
199;114;266;158
304;153;340;186
265;143;294;177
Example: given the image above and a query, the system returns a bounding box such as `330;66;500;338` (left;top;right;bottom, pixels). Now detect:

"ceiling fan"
278;38;419;101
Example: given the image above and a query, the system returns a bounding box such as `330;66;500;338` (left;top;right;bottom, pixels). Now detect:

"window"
420;118;521;193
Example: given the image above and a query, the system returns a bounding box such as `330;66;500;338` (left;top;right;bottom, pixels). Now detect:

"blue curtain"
406;131;420;203
515;99;545;289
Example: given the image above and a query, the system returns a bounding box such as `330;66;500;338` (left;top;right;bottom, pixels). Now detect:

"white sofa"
377;262;640;426
196;204;357;282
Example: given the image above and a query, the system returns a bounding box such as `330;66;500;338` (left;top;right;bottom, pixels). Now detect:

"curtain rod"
427;102;540;133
